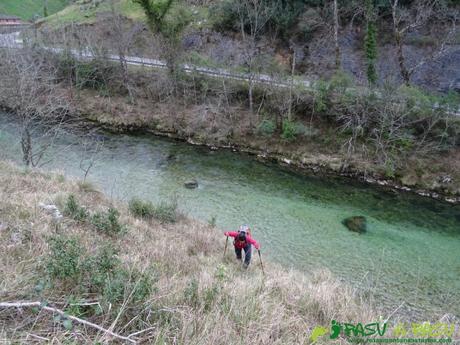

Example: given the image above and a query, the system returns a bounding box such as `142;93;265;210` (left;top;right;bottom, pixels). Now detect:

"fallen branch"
0;301;136;344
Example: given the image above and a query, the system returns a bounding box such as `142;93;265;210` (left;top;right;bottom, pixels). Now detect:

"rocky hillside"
39;0;460;92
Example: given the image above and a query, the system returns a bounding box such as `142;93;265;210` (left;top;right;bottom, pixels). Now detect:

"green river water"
1;113;459;320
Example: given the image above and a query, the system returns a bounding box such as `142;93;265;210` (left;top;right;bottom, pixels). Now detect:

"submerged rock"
342;216;367;234
184;180;198;189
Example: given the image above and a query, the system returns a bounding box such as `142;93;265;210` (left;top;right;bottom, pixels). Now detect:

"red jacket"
224;231;260;250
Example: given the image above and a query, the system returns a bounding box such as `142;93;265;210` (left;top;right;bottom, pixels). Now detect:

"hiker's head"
238;232;246;242
239;225;249;233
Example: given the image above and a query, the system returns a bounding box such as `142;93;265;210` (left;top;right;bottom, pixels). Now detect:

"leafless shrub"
0;47;73;167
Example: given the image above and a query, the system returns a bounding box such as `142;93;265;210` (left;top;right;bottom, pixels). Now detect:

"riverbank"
0;46;459;204
0;160;379;343
76;88;460;204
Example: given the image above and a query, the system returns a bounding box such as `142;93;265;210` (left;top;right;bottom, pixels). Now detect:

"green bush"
152;200;178;223
312;80;329;113
46;235;82;280
129;197;178;223
84;244;121;289
281;120;315;141
129;198;155;219
257;119;276;137
90;208;126;236
281;120;297;140
102;268;129;304
102;267;155;305
63;194;88;222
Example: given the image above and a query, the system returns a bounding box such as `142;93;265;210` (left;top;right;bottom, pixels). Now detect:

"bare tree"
109;0;144;102
0;47;72;167
337;85;452;167
235;0;272;131
389;0;458;85
79;137;104;181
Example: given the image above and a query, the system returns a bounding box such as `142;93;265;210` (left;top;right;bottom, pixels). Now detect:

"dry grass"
0;160;380;344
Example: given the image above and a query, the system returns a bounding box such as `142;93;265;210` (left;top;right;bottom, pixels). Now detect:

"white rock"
39;203;63;221
282;158;292;164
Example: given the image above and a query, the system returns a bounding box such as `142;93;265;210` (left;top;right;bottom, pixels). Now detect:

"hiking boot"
243;262;249;269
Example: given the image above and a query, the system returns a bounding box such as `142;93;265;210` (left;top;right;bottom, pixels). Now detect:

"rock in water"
184;180;198;189
342;216;367;234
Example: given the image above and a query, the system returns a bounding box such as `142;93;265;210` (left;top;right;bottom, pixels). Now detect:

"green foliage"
151;199;178;223
63;195;126;236
132;0;190;41
65;296;87;318
63;194;88;222
129;198;155;218
90;208;126;236
46;237;155;308
88;251;154;305
184;278;199;308
440;91;460;108
214;264;228;282
133;0;174;33
209;0;239;32
56;53;114;91
257;119;276;137
268;0;306;39
129;197;178;223
46;235;82;280
364;0;378;85
312;80;329;113
203;285;220;311
281;120;309;141
75;60;113;91
133;0;190;75
210;0;306;39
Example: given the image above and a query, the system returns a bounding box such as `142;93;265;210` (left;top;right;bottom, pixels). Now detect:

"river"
1;113;459;320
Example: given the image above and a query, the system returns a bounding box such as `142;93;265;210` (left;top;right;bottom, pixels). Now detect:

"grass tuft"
129;197;178;223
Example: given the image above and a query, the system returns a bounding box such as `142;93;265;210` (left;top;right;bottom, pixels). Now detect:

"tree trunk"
248;79;254;131
287;50;296;122
333;0;341;70
21;126;32;167
394;30;411;85
391;0;411;85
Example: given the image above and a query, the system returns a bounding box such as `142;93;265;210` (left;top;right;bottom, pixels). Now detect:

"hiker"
224;225;260;268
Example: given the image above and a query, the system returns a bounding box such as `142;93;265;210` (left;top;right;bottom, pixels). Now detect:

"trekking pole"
223;236;229;258
258;250;265;276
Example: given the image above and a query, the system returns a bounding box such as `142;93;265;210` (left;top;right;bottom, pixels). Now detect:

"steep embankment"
77;86;460;204
0;160;375;343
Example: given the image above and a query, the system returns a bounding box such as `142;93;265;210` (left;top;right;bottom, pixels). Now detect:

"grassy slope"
0;160;376;343
0;0;67;21
42;0;210;29
43;0;145;27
